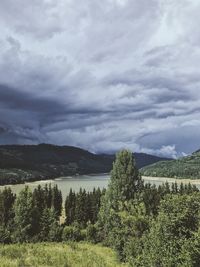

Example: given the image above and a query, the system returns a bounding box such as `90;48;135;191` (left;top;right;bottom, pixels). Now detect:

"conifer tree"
44;184;52;208
90;187;102;223
171;182;178;194
180;182;185;194
106;150;142;209
33;185;45;213
52;185;62;218
0;191;5;226
75;188;88;226
13;186;39;242
39;208;59;241
65;189;76;225
0;188;15;227
98;150;143;244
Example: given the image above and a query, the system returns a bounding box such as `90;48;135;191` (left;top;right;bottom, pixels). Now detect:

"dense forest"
141;149;200;179
1;150;200;266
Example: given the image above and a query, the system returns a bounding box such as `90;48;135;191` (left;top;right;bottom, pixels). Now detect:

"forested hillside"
141;150;200;179
0;144;169;185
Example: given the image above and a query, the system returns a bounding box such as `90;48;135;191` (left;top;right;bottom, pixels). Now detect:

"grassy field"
0;242;127;267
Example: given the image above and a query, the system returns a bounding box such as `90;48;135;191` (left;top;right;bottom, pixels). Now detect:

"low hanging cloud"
0;0;200;158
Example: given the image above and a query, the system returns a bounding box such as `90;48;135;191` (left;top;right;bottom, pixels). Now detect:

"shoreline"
142;176;200;185
0;173;110;188
1;174;200;189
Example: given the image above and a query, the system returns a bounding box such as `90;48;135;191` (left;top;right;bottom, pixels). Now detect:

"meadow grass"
0;242;127;267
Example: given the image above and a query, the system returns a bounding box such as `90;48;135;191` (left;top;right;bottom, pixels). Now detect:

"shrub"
62;224;82;242
0;227;11;244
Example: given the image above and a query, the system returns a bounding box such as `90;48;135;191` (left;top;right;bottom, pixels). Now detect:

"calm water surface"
1;174;200;200
0;174;109;200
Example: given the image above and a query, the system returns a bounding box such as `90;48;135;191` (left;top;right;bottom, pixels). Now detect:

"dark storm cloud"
0;83;108;143
0;0;200;157
0;84;65;114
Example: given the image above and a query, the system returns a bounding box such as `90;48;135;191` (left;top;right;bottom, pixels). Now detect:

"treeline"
0;184;105;243
65;188;105;226
0;173;199;245
1;150;200;266
0;184;63;243
0;169;55;185
97;150;200;266
141;181;199;216
141;151;200;179
0;144;113;186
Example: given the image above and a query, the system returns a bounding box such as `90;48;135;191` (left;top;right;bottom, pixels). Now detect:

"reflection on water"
1;174;200;200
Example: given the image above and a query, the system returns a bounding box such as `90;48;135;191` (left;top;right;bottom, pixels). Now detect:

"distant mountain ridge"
141;150;200;179
0;144;170;185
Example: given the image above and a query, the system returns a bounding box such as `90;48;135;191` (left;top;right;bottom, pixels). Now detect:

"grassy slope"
0;242;127;267
141;151;200;179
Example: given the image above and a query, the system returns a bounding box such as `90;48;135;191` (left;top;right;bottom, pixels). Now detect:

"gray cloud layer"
0;0;200;158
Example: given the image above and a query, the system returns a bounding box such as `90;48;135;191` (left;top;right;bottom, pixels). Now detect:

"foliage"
98;150;146;259
0;144;114;185
0;226;11;244
98;150;200;265
0;184;63;243
0;187;15;227
65;187;105;227
39;208;62;242
127;193;200;266
141;150;200;179
180;229;200;267
0;144;168;185
1;149;200;267
13;186;39;242
85;222;98;243
107;150;143;209
62;223;82;242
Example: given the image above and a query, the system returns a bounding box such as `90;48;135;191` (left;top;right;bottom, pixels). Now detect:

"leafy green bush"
85;222;98;243
127;193;200;267
62;224;82;242
0;227;11;244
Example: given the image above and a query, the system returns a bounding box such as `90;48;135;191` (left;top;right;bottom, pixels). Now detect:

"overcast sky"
0;0;200;158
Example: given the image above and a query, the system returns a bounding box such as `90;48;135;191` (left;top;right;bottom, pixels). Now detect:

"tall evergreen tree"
0;191;5;226
75;188;88;226
13;186;39;242
65;189;76;225
0;188;15;227
39;208;60;241
106;150;142;209
90;187;103;223
52;185;62;218
98;150;143;244
33;185;45;213
44;184;52;208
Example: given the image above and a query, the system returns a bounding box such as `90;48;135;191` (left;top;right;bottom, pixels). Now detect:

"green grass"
0;242;127;267
141;151;200;179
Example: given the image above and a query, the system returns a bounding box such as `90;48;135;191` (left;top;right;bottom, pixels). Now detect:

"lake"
1;174;200;200
0;174;109;200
